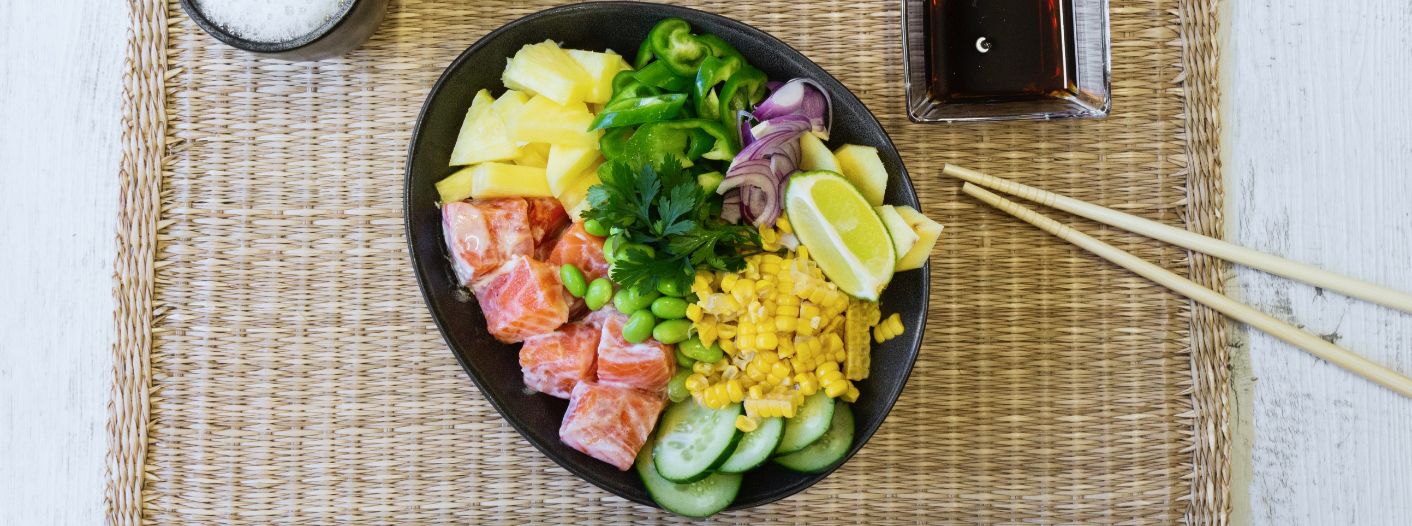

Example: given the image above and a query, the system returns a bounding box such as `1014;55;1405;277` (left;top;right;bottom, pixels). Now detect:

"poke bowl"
405;2;935;515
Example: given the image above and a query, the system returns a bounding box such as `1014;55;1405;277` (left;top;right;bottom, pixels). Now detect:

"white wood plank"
1226;1;1412;524
0;1;128;524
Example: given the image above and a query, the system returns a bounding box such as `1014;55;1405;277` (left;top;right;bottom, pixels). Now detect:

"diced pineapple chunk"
502;40;593;106
508;95;601;147
566;49;632;104
466;162;553;199
449;90;520;166
435;165;478;203
833;144;888;206
491;89;530;122
893;205;943;271
546;145;601;197
514;143;551;168
558;162;603;219
875;205;919;261
799;132;841;173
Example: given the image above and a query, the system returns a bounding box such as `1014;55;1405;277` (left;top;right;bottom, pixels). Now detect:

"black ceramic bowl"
180;0;388;61
405;2;928;512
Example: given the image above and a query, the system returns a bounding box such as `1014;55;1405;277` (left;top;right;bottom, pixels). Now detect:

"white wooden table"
2;2;1408;524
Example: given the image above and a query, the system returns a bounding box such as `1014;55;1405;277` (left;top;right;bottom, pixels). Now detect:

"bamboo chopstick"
960;182;1412;398
943;164;1412;315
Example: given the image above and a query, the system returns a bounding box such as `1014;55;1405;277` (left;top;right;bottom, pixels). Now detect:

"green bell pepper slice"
693;55;743;120
590;93;688;130
633;38;655;69
697;34;744;62
647;18;712;77
718;66;768;128
600;127;634;161
626;118;739;165
607;70;660;106
632;60;691;92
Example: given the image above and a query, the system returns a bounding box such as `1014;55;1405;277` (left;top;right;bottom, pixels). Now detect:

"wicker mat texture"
108;0;1228;524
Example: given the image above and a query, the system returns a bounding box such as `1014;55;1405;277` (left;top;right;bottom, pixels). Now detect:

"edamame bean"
602;234;624;264
559;264;587;298
667;369;692;403
650;297;689;319
677;337;714;362
613;286;660;314
584;278;613;310
652;319;692;345
582;219;609;237
656;278;687;297
616;242;656;261
674;346;696;368
622;310;657;343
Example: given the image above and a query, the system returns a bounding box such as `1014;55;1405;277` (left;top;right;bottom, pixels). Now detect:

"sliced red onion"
749;114;812;141
716;160;776;195
736;110;758;148
720;190;742;223
751;78;833;140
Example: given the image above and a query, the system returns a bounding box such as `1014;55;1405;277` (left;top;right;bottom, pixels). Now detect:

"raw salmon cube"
559;382;665;471
526;197;570;257
596;310;675;393
547;222;611;282
474;256;569;343
520;321;600;399
442;198;534;286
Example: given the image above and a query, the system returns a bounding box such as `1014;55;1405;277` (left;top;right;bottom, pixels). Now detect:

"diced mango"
502;40;593;105
449;90;520;166
467;162;553;199
546;145;601;197
435;165;477;203
508;95;601;148
833;144;888;206
893;205;943;271
799;133;841;173
558;162;603;219
874;205;919;261
514;143;551;168
566;49;632;104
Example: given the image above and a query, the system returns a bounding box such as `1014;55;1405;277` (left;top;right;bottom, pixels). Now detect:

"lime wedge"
784;171;895;300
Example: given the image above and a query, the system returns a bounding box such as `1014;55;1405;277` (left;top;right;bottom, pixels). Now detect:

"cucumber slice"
637;435;742;517
774;403;855;473
716;417;783;473
773;392;835;455
653;399;743;482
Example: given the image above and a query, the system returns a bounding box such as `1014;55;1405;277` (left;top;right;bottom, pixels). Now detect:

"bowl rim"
178;0;365;54
402;0;928;511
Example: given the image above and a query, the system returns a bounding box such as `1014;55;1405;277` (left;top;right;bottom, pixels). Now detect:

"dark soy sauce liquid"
924;0;1078;103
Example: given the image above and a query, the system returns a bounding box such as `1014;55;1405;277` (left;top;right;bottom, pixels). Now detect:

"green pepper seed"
674;346;696;368
656;278;688;297
582;219;609;237
613;287;660;314
680;337;724;362
559;264;587;298
652;319;692;345
584;278;613;310
667;369;692;403
622;310;657;343
650;297;689;319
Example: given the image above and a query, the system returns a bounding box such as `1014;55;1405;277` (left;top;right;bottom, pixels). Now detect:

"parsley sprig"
583;158;760;294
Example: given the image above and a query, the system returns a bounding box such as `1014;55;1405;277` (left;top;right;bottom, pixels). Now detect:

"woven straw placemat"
107;0;1227;523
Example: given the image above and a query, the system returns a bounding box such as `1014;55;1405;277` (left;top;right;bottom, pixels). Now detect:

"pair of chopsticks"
943;164;1412;398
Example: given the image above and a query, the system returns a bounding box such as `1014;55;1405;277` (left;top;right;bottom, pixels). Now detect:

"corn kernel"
726;379;745;403
685;373;709;392
748;384;766;400
824;380;848;398
693;361;714;374
735;415;759;433
842;384;860;403
756;332;779;350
